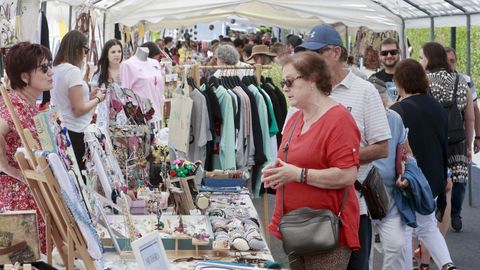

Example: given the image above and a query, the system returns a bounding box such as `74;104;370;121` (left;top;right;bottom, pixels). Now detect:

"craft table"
98;190;278;270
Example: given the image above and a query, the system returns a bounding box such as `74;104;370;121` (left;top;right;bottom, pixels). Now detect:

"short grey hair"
215;44;239;65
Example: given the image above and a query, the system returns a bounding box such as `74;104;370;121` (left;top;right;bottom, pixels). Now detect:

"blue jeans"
347;214;371;270
451;182;467;218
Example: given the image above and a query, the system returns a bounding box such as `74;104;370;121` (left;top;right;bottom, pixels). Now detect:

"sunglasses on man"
380;49;399;56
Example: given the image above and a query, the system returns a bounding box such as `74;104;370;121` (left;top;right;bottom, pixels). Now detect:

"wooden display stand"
169;176;198;214
0;85;95;269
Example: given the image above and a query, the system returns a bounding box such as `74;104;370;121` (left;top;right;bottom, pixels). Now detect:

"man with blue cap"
296;24;392;270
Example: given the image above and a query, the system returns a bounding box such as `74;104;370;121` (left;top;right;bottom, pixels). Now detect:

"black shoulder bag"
278;114;348;256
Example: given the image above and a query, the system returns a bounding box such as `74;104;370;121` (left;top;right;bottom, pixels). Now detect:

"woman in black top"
390;59;457;270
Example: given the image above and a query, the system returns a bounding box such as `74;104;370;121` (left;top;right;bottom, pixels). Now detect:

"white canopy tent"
52;0;402;31
48;0;480;29
44;0;480;74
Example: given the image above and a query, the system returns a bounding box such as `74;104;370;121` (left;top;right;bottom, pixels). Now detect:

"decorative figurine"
156;202;164;230
193;229;210;241
175;216;185;234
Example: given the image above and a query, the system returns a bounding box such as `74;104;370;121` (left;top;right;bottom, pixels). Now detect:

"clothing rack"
0;85;95;269
188;64;274;243
192;63;272;89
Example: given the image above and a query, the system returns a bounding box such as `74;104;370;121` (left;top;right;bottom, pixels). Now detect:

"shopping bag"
168;89;193;153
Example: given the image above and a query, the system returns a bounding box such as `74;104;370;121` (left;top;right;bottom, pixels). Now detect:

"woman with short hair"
263;51;361;270
0;41;54;253
391;58;458;270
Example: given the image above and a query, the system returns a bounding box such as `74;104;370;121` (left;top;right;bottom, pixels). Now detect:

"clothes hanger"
208;76;219;89
227;69;236;88
222;68;234;89
187;77;196;90
200;66;208;86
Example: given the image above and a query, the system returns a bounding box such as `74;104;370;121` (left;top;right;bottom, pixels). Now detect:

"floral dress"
0;91;46;253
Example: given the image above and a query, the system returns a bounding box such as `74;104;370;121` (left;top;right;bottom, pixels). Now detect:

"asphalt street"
253;187;480;270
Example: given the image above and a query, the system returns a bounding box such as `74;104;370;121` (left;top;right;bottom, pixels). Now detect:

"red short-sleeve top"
268;105;361;249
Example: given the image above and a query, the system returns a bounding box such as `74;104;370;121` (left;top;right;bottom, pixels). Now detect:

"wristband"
300;168;305;183
95;97;101;103
475;136;480;140
303;168;309;184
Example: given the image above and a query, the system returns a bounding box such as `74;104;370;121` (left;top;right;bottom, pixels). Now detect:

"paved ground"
253;189;480;270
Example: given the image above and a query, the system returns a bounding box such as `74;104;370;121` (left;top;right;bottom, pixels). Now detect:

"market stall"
0;56;284;269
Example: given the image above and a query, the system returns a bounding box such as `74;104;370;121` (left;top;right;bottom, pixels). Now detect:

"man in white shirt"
295;24;392;270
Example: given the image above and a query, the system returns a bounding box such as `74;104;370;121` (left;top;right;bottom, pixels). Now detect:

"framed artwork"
0;210;40;264
131;231;170;270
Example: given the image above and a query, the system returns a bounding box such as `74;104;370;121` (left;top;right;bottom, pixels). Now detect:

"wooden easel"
0;85;95;269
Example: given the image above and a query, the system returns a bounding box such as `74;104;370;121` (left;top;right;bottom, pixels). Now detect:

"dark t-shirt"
390;94;448;198
371;69;398;101
371;69;394;83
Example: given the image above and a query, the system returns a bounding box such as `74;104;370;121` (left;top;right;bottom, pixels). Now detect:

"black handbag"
278;114;348;256
354;166;390;220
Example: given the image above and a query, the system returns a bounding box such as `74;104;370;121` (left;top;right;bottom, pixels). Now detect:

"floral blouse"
0;91;46;253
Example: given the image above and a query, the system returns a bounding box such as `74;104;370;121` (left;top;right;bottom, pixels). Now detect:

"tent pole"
450;27;456;49
68;5;72;31
345;26;349;55
430;17;435;41
466;14;471;76
103;12;107;42
41;1;46;13
401;19;407;59
107;0;127;9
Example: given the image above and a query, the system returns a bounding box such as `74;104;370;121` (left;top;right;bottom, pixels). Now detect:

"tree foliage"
407;26;480;94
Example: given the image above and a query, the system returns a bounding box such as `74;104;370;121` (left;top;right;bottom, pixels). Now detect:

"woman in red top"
262;51;361;270
0;42;53;253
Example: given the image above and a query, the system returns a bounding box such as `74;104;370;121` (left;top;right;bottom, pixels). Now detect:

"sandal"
420;263;429;270
444;263;458;270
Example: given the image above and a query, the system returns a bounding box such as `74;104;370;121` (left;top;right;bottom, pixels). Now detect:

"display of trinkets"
207;194;267;252
97;214;213;251
148;144;170;188
169;159;200;178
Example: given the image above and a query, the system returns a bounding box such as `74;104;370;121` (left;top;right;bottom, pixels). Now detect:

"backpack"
441;74;465;145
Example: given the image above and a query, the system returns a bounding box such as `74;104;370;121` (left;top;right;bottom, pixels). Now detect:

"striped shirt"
330;70;391;215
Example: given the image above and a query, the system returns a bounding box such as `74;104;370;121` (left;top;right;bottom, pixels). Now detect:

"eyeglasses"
380;49;399;56
39;61;53;73
281;75;303;88
83;45;90;54
317;45;334;55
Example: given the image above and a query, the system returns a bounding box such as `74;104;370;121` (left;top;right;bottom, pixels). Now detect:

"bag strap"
281;113;348;217
452;73;460;103
281;113;300;216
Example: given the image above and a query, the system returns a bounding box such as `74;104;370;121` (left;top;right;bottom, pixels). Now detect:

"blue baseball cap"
295;24;343;53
